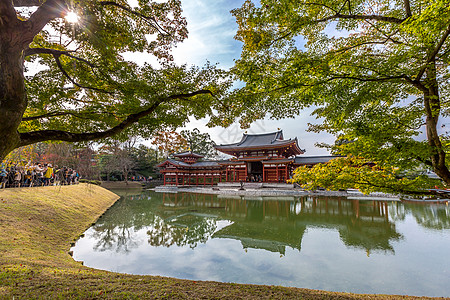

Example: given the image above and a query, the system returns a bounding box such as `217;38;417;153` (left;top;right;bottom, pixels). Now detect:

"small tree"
152;131;189;158
180;128;218;159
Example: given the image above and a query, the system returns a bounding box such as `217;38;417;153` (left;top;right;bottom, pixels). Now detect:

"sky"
24;0;335;156
139;0;336;155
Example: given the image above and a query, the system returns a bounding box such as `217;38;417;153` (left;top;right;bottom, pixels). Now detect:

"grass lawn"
0;183;441;299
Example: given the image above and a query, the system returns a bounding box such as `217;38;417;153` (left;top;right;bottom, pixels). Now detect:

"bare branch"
18;90;213;146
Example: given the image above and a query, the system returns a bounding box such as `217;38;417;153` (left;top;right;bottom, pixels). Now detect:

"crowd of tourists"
0;162;80;189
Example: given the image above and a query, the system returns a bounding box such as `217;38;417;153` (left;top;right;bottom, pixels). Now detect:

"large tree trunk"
0;18;27;162
423;64;450;184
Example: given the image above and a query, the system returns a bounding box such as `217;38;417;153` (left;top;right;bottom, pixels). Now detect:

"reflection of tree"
389;202;406;222
88;191;157;253
91;224;138;254
85;191;450;257
147;215;217;249
298;198;404;254
339;220;402;254
406;204;450;230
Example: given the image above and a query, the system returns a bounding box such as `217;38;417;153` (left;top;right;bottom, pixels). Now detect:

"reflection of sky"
72;211;450;297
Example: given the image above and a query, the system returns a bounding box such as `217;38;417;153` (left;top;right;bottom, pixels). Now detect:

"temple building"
156;152;225;186
215;130;305;183
157;130;338;185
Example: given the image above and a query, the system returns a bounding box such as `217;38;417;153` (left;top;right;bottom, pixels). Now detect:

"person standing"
44;164;53;186
0;163;8;189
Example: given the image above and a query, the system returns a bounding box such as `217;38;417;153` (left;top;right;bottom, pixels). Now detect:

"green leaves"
231;0;450;187
290;156;439;195
0;0;237;161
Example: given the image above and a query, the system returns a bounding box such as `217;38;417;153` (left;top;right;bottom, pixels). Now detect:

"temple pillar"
285;165;288;182
263;165;266;182
276;164;279;182
244;164;247;181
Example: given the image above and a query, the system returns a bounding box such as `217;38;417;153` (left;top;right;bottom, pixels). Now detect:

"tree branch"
404;0;412;18
266;30;293;47
23;0;67;45
0;1;17;24
330;38;392;54
50;51;111;93
18;90;213;146
13;0;43;6
313;12;405;25
24;47;98;69
415;23;450;82
99;1;170;36
21;110;119;121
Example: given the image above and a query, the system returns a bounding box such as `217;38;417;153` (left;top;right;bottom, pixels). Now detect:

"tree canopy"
152;128;218;158
230;0;450;186
0;0;231;162
180;128;218;159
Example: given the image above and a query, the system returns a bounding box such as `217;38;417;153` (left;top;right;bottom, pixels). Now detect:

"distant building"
157;130;339;185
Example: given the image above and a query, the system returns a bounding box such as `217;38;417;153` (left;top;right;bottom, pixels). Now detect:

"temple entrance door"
248;161;263;182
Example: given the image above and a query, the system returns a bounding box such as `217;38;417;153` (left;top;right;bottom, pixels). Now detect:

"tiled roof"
217;161;246;165
215;131;285;149
294;156;342;165
215;130;304;155
192;161;222;167
173;151;204;158
261;158;294;164
157;159;222;169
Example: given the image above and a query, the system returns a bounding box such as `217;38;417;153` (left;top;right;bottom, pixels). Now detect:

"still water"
72;191;450;297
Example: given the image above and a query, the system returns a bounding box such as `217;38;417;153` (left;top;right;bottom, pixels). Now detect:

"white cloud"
134;0;335;155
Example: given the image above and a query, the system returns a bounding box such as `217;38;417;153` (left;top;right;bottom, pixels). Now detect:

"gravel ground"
153;185;404;200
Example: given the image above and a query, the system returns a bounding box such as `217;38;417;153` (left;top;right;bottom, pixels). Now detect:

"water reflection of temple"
161;193;402;255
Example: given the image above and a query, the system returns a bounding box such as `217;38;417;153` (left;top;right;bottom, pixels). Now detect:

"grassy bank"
0;184;440;299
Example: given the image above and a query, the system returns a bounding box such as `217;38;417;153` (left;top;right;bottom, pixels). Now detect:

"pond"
71;190;450;297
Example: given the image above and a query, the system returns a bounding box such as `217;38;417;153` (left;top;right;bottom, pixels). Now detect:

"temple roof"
294;155;342;165
261;158;294;164
215;130;305;156
156;159;222;169
173;151;204;159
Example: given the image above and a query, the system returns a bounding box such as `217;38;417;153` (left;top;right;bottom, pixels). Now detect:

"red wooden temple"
215;130;304;183
156;152;224;186
157;130;338;186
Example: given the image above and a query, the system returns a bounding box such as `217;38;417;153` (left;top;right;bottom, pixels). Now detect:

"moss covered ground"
0;183;444;299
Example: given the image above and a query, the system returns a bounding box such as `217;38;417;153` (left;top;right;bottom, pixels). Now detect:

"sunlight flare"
65;11;79;23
